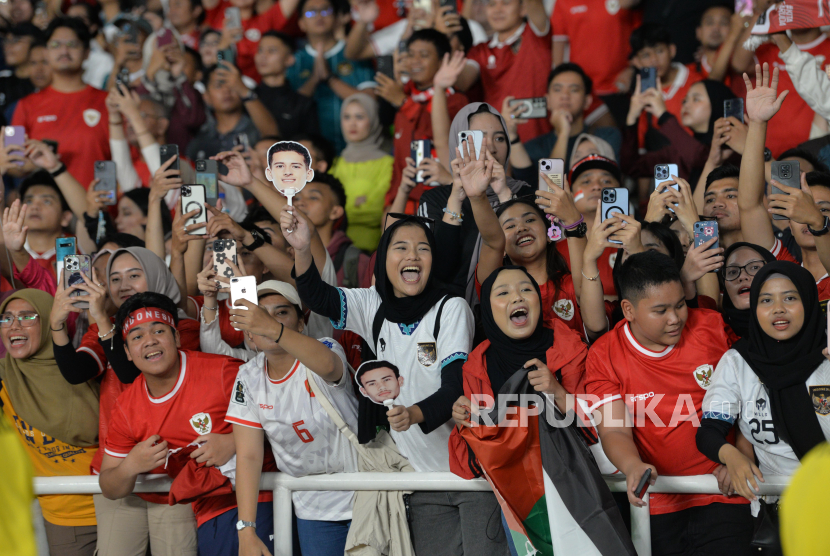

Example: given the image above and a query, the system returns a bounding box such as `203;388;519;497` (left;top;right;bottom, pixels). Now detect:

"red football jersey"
12;86;110;187
754;36;830;157
585;309;747;515
106;350;243;526
770;237;799;263
467;21;553;142
556;239;618;296
636;63;704;148
817;273;830;313
551;0;642;96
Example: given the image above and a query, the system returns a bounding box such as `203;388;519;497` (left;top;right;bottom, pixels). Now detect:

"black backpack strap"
432;296;450;339
372;306;385;351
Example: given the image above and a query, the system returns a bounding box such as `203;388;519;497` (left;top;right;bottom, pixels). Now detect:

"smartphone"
735;0;753;17
724;99;744;123
225;6;241;29
233;133;250;152
635;468;652;500
438;0;457;13
115;66;131;88
213;238;237;280
217;48;235;64
120;22;139;45
56;237;76;280
230;276;258;330
42;139;58;154
411;139;431;183
160;144;180;171
4;125;25;165
654;164;680;213
94;160;117;206
600;187;630;244
376;55;395;79
196;159;219;205
538;158;564;190
770;160;800;221
694;221;720;270
639;67;657;92
180;184;207;235
508;97;547;119
156;26;174;48
64;254;92;308
457;130;483;160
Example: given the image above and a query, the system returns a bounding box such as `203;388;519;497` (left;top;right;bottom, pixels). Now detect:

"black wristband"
49;163;67;178
510;136;521;145
275;322;285;343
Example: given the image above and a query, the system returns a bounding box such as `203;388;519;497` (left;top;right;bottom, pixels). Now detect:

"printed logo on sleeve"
810;385;830;415
190;412;212;434
693;364;714;389
232;380;247;405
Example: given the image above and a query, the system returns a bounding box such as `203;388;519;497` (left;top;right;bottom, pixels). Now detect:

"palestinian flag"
461;371;636;556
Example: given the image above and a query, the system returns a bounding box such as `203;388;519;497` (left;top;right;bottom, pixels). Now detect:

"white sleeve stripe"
465;59;480;71
529;18;550;37
104;448;129;458
77;346;104;373
588;394;622;413
552;35;569;42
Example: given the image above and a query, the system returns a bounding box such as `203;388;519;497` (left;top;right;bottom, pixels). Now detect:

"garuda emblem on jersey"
190;413;212;435
810;386;830;416
417;342;437;366
553;299;575;321
693;364;714;389
83;109;101;127
232;380;246;405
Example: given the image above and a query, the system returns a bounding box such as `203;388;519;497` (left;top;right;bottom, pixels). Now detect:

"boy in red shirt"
13;17;110;187
99;293;274;556
456;0;552;142
586;251;752;555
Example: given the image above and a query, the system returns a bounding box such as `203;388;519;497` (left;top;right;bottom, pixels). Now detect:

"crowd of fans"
0;0;829;555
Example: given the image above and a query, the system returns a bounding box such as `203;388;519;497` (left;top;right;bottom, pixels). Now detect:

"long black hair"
121;188;173;237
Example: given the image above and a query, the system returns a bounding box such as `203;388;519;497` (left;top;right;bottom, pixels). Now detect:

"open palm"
744;62;789;123
459;157;492;198
215;151;253;187
433;51;466;90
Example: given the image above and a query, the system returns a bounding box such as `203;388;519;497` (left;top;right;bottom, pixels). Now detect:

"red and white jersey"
636;62;704;149
585;309;747;515
467;20;553;142
225;342;359;521
12;85;110;187
818;274;830;313
105;350;243;526
770;237;799;263
754;35;830;158
556;239;618;296
551;0;642;96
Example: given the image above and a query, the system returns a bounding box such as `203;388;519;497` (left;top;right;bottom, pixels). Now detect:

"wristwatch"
241;89;258;102
243;227;267;251
564;221;588;238
763;147;773;162
236;520;256;531
808;215;830;236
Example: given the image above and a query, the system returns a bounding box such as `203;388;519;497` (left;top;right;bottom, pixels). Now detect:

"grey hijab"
340;93;389;163
569;133;616;169
106;247;191;320
448;102;528;305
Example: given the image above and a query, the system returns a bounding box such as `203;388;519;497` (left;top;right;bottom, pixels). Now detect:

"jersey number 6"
292;420;315;443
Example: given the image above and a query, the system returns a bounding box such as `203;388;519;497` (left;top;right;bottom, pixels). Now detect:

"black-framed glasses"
723;260;766;281
384;212;435;230
0;313;39;328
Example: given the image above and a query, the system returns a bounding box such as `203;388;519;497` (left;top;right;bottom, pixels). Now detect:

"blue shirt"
286;41;376;153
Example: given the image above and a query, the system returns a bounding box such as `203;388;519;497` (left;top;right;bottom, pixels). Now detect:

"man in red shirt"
168;0;204;50
99;293;274;556
586;251;752;555
12;17;110;187
551;0;642;97
688;5;747;86
629;24;705;150
456;0;552;142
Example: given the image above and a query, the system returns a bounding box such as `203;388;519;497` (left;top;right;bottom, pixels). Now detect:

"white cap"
256;280;302;307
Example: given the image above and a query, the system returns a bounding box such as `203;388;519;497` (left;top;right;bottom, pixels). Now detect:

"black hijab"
732;261;827;459
720;242;776;338
480;266;554;394
374;216;449;324
694;80;738;146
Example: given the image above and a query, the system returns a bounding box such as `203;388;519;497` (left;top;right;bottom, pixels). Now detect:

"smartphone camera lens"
542;161;550;171
196;161;204;171
182;186;190;196
780;164;791;179
656;166;668;180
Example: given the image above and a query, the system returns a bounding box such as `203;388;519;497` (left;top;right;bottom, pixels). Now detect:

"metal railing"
34;473;791;556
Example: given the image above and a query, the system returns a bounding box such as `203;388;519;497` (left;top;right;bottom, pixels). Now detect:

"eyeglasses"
723;260;766;281
384;212;434;230
4;36;31;45
0;313;39;328
304;8;333;18
47;39;82;50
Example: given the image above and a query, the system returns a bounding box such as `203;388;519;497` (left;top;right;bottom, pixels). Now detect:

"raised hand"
2;199;28;252
149;154;183;204
280;205;313;250
744;62;789;123
433;51;466;90
457;139;492;198
205;203;247;241
25;139;60;172
536;175;581;226
229;299;281;338
680;237;724;283
214;151;254;188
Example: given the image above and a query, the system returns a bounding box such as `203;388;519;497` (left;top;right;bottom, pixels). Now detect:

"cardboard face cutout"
264;141;315;206
357;364;405;406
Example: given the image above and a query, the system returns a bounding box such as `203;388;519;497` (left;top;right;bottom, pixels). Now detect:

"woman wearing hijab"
50;247;201;556
719;242;776;338
330;93;393;252
421;102;534;303
697;262;830;506
284;207;509;555
569;133;617;169
0;289;100;556
622;79;739;185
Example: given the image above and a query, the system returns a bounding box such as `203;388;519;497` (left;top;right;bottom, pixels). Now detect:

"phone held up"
457;130;483;160
694;221;720;271
770;160;800;221
94;161;118;206
538;158;564;191
600;188;630;245
181;185;207;235
230;276;258;331
64;254;92;308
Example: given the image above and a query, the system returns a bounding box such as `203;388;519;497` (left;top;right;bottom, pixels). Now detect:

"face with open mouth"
756;276;804;341
499;204;547;265
724;247;766;311
385;224;433;298
488;269;541;340
125;322;181;378
0;299;41;360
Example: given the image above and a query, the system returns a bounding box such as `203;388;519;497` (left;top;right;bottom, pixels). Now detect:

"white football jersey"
226;339;359;520
332;287;474;472
703;349;830;476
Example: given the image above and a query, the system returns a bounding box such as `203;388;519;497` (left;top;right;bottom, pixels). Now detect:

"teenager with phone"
587;251;752;555
698;262;830;506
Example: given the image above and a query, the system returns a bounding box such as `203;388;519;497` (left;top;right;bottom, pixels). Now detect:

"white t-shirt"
703;349;830;477
332;287;474;472
370;18;488;57
225;340;359;521
307;252;338;339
